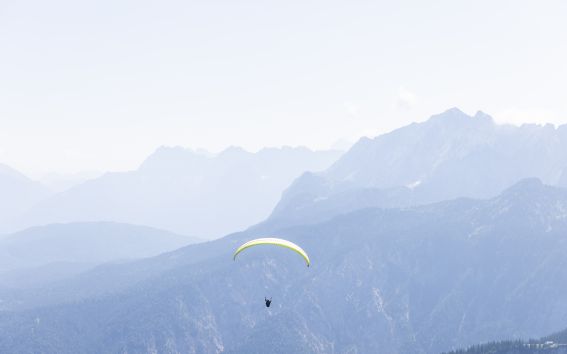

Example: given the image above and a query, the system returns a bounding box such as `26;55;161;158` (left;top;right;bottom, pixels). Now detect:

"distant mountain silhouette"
39;171;102;193
9;146;342;238
269;108;567;226
0;164;51;225
0;222;198;288
2;180;567;353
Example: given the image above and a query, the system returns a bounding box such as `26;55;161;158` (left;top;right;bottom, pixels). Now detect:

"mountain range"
1;179;567;353
2;108;567;353
3;146;341;238
0;222;199;289
269;108;567;227
0;164;51;225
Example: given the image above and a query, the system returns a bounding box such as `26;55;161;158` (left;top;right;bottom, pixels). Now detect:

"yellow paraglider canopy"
233;237;310;267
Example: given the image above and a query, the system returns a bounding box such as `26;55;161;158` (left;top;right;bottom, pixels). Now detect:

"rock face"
269;108;567;227
2;180;567;353
10;146;342;238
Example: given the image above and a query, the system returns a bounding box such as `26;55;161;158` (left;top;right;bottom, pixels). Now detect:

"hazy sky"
1;0;566;178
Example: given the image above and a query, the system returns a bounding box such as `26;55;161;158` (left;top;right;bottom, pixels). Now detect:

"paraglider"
233;237;310;307
233;237;310;266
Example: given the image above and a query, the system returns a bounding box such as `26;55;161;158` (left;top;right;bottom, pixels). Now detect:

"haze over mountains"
0;164;51;226
2;179;567;353
270;108;567;226
0;146;342;238
39;171;102;193
0;222;198;289
6;108;567;239
2;108;567;353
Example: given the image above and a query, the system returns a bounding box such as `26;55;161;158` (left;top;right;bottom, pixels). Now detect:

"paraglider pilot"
264;297;272;307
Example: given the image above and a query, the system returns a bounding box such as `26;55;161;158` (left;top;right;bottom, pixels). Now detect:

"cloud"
395;87;418;110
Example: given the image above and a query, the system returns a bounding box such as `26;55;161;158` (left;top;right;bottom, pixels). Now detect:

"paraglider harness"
264;297;272;307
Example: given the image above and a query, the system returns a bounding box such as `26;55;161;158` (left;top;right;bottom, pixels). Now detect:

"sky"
1;0;566;178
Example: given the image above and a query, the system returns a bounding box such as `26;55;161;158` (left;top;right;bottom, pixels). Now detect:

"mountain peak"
473;110;494;123
139;146;209;171
489;178;567;222
497;178;548;201
426;107;495;128
425;108;495;130
429;107;470;121
219;145;250;156
446;106;467;115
